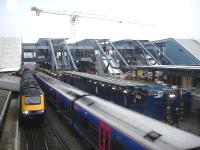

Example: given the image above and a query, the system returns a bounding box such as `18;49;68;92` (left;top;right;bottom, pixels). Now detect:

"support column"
181;75;193;88
152;71;155;82
135;70;138;78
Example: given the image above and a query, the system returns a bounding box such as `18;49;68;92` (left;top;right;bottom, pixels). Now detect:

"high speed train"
35;71;200;150
19;69;45;121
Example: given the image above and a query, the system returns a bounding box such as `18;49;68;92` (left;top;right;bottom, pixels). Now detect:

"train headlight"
23;110;29;115
169;94;176;99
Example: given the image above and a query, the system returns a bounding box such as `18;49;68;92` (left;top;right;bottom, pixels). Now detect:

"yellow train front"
19;69;45;122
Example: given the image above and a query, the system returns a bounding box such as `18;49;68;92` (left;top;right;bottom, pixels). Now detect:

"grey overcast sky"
0;0;200;43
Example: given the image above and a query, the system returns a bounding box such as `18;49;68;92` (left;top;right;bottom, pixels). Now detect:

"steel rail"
0;91;12;133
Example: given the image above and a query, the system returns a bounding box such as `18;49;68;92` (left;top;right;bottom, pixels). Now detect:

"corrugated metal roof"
174;38;200;62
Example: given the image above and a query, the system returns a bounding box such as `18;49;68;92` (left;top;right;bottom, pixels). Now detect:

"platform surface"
0;74;20;91
0;99;19;150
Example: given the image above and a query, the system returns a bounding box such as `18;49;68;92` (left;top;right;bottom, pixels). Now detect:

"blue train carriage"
35;72;200;150
35;72;88;124
74;95;200;150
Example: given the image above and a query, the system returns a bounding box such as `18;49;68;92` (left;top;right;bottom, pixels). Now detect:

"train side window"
74;110;80;124
82;115;89;129
111;137;124;150
60;100;65;111
66;104;70;116
89;122;98;145
65;103;70;113
83;117;89;129
100;127;104;146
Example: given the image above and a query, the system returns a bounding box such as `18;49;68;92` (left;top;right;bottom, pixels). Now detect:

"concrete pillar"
135;70;138;78
181;76;193;88
152;71;155;81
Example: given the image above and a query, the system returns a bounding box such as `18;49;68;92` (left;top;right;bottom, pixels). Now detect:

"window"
81;115;89;129
46;90;56;105
60;100;66;111
193;78;200;88
64;103;70;115
74;110;80;124
25;96;41;105
111;137;124;150
89;122;98;145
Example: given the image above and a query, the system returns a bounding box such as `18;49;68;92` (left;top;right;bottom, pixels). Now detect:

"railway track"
20;124;49;150
19;104;89;150
0;89;12;138
45;104;89;150
46;114;70;150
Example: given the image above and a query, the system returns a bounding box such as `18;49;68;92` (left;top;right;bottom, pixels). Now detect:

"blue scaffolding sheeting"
60;71;191;121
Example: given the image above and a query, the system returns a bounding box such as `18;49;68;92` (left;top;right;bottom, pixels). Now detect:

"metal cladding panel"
174;38;200;63
165;40;200;65
0;37;22;72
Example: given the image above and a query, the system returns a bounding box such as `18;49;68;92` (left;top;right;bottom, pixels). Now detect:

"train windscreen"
25;96;41;105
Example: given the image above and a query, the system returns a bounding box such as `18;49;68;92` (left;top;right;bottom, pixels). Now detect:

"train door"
99;122;111;150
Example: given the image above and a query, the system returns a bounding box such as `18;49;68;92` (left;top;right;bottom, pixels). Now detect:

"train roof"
21;88;43;96
36;72;88;99
36;71;200;150
76;95;200;150
20;69;43;95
